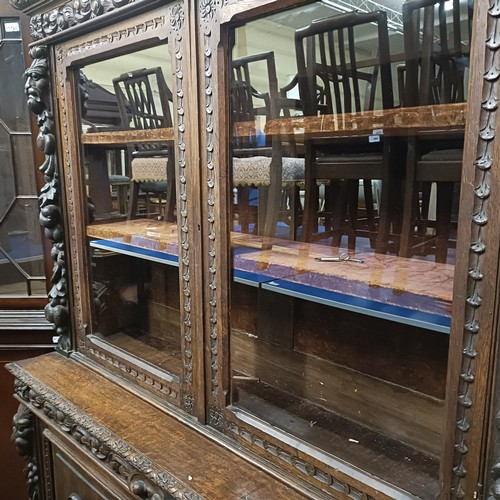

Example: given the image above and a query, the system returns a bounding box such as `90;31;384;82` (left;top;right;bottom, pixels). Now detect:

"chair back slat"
401;0;472;106
231;52;280;152
295;10;394;117
113;67;173;154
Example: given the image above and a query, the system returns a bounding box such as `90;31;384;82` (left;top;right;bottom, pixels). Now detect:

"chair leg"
331;180;349;248
435;181;455;264
346;180;359;251
164;180;176;223
262;181;282;242
237;186;250;233
399;138;418;258
117;184;128;214
127;182;140;220
302;183;318;243
363;179;377;248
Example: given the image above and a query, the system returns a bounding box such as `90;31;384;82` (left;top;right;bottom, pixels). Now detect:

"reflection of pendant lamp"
320;0;403;33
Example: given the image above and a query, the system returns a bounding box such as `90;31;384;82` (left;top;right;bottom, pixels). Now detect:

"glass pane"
0;23;46;297
0;199;45;295
79;44;181;380
0;37;31;131
228;0;471;496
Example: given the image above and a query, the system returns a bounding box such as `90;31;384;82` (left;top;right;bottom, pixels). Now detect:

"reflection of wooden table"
81;128;174;217
233;102;467;139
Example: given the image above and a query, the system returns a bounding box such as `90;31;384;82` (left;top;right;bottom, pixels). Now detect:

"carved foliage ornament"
12;404;40;500
170;3;184;32
11;371;200;500
18;0;138;41
200;0;218;21
25;45;71;352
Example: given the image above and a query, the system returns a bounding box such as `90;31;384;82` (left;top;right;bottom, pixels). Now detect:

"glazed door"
197;0;500;497
50;1;204;419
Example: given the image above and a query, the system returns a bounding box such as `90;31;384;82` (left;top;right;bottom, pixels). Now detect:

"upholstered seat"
130;156;168;183
233;156;304;186
113;67;175;221
232;52;304;241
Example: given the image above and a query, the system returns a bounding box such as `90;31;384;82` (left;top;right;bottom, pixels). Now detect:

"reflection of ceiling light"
320;0;403;33
444;0;453;10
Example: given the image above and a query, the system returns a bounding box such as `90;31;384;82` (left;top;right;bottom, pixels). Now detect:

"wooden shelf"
232;233;452;333
87;220;452;332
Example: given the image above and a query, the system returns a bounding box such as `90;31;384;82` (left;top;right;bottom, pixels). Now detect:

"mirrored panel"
228;0;471;495
78;44;181;380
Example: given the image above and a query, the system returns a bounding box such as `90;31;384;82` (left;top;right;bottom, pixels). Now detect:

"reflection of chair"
113;67;175;221
80;72;131;216
399;0;471;262
295;11;397;252
231;52;304;241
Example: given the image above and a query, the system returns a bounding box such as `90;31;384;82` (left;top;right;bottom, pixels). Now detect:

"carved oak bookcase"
7;0;500;498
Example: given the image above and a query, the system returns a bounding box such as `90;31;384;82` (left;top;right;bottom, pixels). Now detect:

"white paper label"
4;22;20;33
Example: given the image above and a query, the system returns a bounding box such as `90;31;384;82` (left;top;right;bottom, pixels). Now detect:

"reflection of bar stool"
128;155;169;220
109;174;130;214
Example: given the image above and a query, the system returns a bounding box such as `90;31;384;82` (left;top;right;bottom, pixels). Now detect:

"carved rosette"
456;2;500;497
12;404;40;500
25;45;71;353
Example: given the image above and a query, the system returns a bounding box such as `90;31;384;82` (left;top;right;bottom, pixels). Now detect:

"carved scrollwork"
208;406;224;430
12;404;40;500
25;45;71;353
129;473;174;500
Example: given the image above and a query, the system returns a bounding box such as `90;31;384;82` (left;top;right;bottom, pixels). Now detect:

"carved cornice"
12;404;41;500
19;0;148;41
25;45;71;353
10;365;201;500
